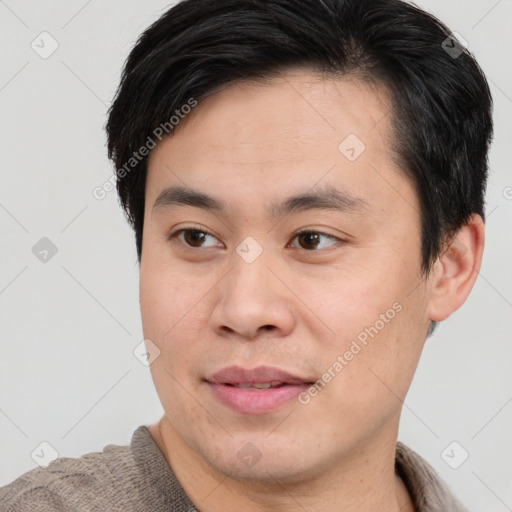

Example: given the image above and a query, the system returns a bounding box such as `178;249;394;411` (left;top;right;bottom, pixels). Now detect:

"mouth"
224;381;295;390
205;365;315;414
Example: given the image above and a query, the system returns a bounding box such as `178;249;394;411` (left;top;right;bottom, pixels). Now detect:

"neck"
149;417;414;512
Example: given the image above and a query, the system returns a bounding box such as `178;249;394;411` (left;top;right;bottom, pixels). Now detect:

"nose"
210;253;296;340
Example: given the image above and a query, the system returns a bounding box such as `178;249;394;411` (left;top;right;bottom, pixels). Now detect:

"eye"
289;230;340;251
169;228;221;248
168;227;342;251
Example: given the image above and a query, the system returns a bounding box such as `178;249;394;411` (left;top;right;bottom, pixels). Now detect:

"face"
140;69;432;483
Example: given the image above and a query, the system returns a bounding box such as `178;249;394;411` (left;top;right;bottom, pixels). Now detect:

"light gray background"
1;0;511;509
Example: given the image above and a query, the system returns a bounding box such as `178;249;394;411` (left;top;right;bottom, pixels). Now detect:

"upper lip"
206;365;313;385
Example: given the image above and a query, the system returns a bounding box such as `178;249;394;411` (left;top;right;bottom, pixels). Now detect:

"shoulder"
0;433;140;512
396;441;470;512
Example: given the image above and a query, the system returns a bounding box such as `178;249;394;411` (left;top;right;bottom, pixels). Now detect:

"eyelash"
168;226;343;252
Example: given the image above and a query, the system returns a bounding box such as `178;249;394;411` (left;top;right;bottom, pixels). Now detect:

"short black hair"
106;0;493;279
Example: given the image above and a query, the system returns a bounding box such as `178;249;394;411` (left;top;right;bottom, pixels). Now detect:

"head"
106;0;492;484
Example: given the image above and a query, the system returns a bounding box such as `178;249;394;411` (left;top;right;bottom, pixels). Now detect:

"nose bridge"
210;245;296;339
227;246;275;307
227;231;275;291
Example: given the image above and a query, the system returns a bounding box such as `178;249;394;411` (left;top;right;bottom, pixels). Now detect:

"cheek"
310;268;394;342
139;261;213;386
346;301;424;403
312;264;426;409
139;259;207;337
148;356;207;437
303;312;423;448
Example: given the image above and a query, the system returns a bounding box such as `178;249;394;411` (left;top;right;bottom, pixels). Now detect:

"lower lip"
207;382;309;414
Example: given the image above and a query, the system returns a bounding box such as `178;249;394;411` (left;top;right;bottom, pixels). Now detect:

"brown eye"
298;232;321;249
170;228;221;248
291;230;339;251
183;229;207;247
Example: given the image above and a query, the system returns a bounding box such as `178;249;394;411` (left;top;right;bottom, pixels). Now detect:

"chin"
213;458;314;485
196;436;321;485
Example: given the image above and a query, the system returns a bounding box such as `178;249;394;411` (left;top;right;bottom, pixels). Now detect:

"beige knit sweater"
0;426;469;511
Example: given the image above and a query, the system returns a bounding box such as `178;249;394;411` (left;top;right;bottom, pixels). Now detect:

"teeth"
251;383;272;390
234;382;276;390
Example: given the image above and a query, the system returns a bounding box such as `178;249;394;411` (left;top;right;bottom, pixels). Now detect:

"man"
0;0;493;510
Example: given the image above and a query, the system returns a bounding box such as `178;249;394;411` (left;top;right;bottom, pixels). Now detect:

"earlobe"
427;214;485;322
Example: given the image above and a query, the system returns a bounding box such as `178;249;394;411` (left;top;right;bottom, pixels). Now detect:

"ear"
427;213;485;322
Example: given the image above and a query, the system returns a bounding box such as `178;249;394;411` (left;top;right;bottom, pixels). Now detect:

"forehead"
154;70;392;158
145;69;413;219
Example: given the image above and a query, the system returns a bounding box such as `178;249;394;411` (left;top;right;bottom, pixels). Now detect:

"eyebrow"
152;184;370;217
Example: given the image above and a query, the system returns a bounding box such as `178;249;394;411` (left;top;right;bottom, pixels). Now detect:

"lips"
207;365;310;385
205;365;314;414
229;381;287;390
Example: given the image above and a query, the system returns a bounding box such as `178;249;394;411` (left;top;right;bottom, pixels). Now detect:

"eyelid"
168;225;223;247
287;229;342;250
168;225;345;251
